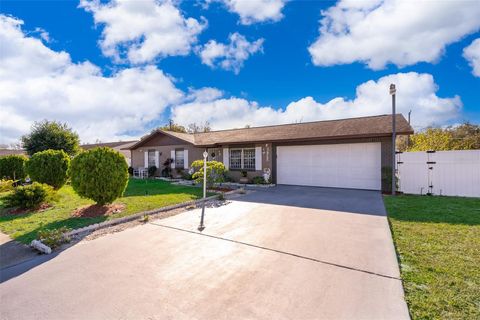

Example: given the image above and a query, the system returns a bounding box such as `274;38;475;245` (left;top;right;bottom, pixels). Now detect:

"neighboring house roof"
0;149;26;156
129;114;413;149
81;140;138;150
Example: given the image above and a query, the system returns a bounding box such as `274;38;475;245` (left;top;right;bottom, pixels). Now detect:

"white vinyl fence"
396;150;480;197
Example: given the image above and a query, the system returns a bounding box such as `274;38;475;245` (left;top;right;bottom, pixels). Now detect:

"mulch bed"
6;203;52;215
71;204;125;218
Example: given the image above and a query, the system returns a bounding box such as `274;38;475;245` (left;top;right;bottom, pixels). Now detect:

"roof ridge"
193;114;398;135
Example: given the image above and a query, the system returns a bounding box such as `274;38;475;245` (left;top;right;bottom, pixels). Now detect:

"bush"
0;155;27;180
161;158;173;177
4;182;55;209
148;166;157;177
25;149;70;189
252;176;266;184
0;179;14;192
37;227;71;249
70;147;128;205
181;171;193;180
128;166;134;176
191;160;226;187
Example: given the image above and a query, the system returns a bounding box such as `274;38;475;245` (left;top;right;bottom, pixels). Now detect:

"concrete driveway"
0;186;409;320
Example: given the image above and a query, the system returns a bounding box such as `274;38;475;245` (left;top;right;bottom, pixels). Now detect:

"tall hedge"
0;155;27;180
70;147;128;205
26;149;70;189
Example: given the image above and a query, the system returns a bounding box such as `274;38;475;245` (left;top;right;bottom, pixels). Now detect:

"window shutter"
223;148;229;170
144;151;148;168
255;146;262;170
154;151;159;168
184;149;189;169
170;150;175;168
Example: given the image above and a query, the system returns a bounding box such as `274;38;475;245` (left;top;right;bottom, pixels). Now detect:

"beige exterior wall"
131;134;206;177
130;131;394;191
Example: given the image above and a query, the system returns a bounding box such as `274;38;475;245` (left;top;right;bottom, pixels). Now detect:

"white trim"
170;150;175;168
223;148;229;170
255;146;262;170
144;151;148;168
154;151;159;168
184;149;189;169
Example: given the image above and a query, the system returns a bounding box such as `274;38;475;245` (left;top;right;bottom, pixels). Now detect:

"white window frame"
229;148;256;171
175;149;185;169
147;150;156;168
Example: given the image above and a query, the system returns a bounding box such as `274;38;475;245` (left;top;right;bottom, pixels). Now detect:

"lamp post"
198;150;208;231
389;84;396;196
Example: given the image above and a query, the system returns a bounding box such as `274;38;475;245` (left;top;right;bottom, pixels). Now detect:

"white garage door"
276;142;381;190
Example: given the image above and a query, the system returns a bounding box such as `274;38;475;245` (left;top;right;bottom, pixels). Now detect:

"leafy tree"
400;122;480;152
70;147;128;205
26;149;70;189
21;120;80;156
187;121;211;133
0;155;27;180
450;122;480;150
408;128;453;151
191;160;226;187
157;120;187;133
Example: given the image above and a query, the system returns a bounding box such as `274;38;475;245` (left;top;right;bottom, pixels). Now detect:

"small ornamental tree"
70;147;128;205
26;149;70;189
21;120;80;157
191;160;226;188
0;155;27;180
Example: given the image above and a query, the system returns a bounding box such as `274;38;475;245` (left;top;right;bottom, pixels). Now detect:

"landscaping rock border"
63;188;243;239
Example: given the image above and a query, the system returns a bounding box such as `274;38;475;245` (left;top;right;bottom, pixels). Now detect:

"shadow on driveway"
240;185;387;216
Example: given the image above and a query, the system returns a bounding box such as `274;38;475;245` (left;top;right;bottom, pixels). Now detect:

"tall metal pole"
390;84;396;196
407;110;412;148
198;149;208;231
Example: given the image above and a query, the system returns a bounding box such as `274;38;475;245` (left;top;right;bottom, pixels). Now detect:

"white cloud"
172;72;461;130
80;0;206;64
0;14;182;144
198;33;264;74
463;38;480;77
210;0;286;25
308;0;480;69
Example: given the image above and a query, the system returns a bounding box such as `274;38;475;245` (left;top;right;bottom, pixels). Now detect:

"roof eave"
194;130;414;147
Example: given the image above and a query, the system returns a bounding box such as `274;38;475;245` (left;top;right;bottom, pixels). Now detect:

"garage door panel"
277;143;381;190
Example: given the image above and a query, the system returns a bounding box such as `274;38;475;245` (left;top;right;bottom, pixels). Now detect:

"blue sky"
1;0;479;144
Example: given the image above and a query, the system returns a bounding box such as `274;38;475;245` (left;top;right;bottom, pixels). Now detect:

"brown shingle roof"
129;114;413;149
81;140;138;150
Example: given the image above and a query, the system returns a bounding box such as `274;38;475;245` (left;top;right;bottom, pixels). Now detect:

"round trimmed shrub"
70;147;128;205
0;155;27;180
26;149;70;189
5;182;55;209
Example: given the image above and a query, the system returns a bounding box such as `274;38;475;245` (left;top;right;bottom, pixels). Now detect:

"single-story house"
127;114;413;192
0;149;27;157
81;140;137;166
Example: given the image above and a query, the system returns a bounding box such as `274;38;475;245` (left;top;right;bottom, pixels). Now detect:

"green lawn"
0;179;205;244
384;195;480;320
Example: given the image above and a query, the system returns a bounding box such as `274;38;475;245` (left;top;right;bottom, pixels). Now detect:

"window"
148;150;156;168
230;148;255;170
230;149;242;169
175;149;184;168
243;149;256;170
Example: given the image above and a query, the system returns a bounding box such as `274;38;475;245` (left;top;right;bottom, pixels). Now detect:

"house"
0;149;27;157
81;140;137;166
127;114;413;192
